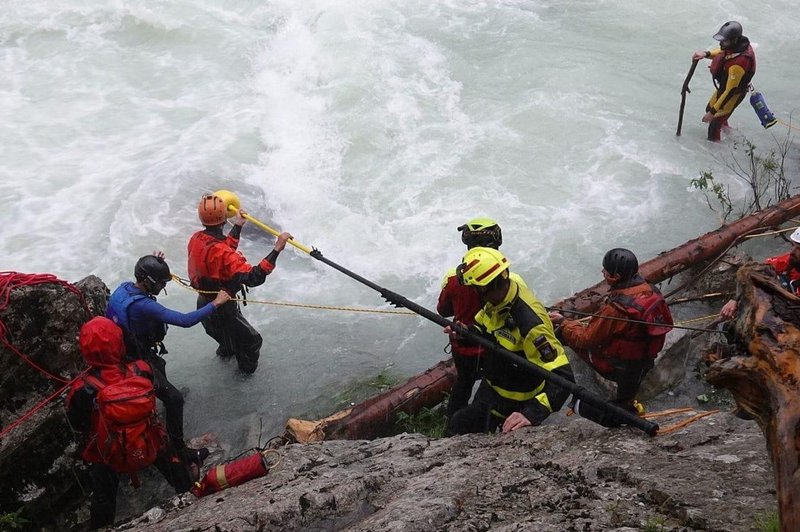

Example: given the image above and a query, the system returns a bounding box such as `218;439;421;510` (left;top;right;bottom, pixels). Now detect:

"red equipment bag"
191;451;269;497
85;373;166;474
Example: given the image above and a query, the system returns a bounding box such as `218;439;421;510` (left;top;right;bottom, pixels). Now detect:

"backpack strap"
83;375;106;392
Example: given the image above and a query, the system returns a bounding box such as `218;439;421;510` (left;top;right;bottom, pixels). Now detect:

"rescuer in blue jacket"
107;252;230;462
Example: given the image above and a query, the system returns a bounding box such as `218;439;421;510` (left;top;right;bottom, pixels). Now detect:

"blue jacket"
107;282;215;359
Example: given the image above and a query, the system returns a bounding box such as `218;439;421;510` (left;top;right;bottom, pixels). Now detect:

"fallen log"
557;194;800;314
705;263;800;531
284;360;456;442
286;195;800;442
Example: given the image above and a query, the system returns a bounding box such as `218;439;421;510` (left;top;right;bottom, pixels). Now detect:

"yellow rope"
742;224;800;238
171;276;726;323
675;313;719;326
776;118;800;132
170;275;417;316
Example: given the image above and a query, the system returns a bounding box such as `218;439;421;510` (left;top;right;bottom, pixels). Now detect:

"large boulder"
0;274;107;529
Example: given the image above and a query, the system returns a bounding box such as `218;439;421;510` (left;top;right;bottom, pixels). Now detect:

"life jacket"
438;270;483;357
603;287;673;363
81;363;166;473
188;230;224;291
765;253;800;295
187;229;252;294
107;282;167;359
710;43;756;104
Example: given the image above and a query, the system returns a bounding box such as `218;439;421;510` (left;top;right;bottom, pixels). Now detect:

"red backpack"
84;370;166;473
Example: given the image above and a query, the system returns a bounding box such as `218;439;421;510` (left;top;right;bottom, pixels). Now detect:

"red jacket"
765;252;800;294
437;270;483;357
187;228;275;293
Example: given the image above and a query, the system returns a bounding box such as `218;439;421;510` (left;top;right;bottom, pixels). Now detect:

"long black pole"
676;59;699;136
309;249;659;436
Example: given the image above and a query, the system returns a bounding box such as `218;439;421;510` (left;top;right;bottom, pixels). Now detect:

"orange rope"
655;409;721;435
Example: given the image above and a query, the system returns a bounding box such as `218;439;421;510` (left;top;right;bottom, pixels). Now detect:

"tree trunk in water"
284;360;455;442
705;263;800;532
556;194;800;314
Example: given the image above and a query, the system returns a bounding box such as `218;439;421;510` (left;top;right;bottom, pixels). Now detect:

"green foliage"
642;515;667;532
754;510;780;532
690;170;733;221
691;131;795;223
0;508;30;530
369;368;400;390
330;364;400;410
394;405;448;438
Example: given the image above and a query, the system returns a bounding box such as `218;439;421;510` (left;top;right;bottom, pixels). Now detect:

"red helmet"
79;317;125;367
198;194;227;226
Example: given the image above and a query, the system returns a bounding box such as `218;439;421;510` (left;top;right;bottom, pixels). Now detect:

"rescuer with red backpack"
549;248;673;427
66;317;195;529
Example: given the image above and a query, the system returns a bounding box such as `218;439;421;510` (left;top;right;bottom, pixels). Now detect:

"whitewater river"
2;1;798;449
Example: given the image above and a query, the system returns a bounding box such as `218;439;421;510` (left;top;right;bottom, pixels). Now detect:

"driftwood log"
286;195;800;442
705;262;800;531
557;194;800;314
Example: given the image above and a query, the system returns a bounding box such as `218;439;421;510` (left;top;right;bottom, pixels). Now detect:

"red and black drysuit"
187;223;282;374
66;318;192;529
437;271;484;418
558;275;671;426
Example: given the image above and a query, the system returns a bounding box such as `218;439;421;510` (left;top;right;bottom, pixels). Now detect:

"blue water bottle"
750;92;778;129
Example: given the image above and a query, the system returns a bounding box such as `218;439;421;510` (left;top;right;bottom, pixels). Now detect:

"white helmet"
791;227;800;244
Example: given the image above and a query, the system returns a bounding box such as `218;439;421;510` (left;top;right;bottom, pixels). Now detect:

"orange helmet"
198;194;227;226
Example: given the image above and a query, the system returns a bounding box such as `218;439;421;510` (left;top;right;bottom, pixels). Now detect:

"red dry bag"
191;451;269;497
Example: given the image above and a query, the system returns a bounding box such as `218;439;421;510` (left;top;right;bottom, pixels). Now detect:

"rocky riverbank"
123;413;775;532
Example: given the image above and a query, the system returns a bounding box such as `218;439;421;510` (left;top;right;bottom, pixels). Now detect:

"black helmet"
713;21;742;43
602;248;638;282
134;255;171;293
458;217;503;249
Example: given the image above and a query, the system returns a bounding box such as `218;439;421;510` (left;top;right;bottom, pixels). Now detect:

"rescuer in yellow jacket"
446;247;574;435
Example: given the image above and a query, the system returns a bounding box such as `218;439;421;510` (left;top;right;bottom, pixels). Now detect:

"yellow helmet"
458;247;510;286
458;217;502;249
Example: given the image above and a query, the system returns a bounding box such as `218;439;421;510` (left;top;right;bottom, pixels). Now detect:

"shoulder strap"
83;375;106;391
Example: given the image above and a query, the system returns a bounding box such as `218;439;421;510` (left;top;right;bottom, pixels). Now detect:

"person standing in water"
187;193;292;374
692;21;756;141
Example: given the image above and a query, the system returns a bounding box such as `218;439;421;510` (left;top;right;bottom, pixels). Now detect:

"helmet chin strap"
144;276;166;295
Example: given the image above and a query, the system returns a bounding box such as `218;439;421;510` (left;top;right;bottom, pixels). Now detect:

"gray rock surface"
122;413;774;532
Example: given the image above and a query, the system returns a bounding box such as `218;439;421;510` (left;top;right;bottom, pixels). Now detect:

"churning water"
2;1;798;448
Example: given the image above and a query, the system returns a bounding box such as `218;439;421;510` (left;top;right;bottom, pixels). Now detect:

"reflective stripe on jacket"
475;279;569;404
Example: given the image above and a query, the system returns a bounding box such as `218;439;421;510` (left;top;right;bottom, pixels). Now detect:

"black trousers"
146;355;186;448
88;448;193;529
574;359;653;428
197;297;262;374
449;381;544;435
446;352;482;419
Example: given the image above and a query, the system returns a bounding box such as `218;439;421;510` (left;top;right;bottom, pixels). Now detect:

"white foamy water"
2;1;798;446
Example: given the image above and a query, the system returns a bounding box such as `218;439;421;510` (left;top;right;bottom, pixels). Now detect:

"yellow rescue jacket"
474;279;570;409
